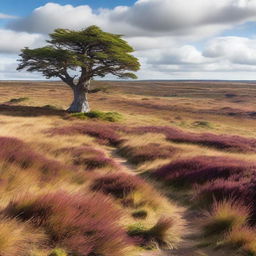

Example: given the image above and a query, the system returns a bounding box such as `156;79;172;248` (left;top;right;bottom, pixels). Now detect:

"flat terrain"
0;80;256;256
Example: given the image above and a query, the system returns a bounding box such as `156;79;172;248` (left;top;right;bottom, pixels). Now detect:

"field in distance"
0;80;256;256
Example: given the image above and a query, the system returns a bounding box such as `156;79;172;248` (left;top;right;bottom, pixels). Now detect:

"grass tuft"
71;110;123;122
48;248;67;256
118;143;177;165
0;217;45;256
4;191;131;256
91;173;143;199
202;200;250;238
128;217;175;249
8;97;29;103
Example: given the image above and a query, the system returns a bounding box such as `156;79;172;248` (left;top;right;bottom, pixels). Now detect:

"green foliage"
48;248;67;256
127;223;147;237
71;110;123;122
9;97;29;103
193;121;212;129
17;25;140;81
127;218;174;249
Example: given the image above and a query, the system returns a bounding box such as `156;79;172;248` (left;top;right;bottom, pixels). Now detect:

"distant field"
0;80;256;256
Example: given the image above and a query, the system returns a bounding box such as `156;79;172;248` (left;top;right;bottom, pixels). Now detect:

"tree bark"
67;84;90;113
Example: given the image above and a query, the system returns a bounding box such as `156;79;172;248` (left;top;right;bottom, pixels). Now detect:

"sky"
1;0;256;80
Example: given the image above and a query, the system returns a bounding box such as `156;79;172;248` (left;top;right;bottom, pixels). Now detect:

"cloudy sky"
1;0;256;80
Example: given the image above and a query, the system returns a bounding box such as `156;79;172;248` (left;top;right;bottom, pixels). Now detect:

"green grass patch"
48;248;67;256
71;110;123;122
192;121;212;129
9;97;29;103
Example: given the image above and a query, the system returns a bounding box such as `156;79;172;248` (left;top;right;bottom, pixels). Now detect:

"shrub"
128;217;175;249
225;227;256;251
74;156;117;171
202;200;250;238
49;123;123;146
194;179;246;207
0;137;64;177
153;156;256;187
58;146;118;171
123;125;256;153
71;110;122;122
9;97;29;103
91;173;143;199
168;132;256;152
48;248;67;256
192;121;212;128
118;143;177;165
4;191;131;256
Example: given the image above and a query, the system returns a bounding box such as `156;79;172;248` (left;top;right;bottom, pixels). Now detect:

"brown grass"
0;80;255;255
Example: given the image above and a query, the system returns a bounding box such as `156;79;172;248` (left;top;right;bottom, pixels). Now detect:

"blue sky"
1;0;135;16
1;0;256;80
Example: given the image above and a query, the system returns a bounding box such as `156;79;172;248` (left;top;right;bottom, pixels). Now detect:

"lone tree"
17;26;140;113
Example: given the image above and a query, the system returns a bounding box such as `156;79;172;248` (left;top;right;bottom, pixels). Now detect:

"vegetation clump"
153;156;256;187
71;110;123;122
49;123;123;146
128;217;175;249
4;191;131;256
0;136;64;177
8;97;29;103
118;143;177;165
91;173;143;199
48;248;67;256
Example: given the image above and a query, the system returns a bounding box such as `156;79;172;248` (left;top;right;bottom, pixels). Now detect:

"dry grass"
0;217;45;256
0;80;255;255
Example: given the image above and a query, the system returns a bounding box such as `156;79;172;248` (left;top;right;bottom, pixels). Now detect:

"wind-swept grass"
153;156;256;187
118;143;178;165
91;173;143;199
4;191;131;256
56;146;118;171
128;217;177;249
71;110;122;122
0;217;45;256
0;136;65;178
49;123;123;146
124;126;256;152
202;200;250;238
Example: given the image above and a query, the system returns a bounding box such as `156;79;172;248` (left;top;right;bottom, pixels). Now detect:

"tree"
17;26;140;113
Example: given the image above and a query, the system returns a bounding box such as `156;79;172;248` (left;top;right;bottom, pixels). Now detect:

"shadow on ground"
0;104;67;117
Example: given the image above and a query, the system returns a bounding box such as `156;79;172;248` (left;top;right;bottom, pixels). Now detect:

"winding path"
106;147;229;256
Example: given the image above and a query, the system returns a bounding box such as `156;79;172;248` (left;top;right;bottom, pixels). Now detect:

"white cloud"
203;36;256;65
3;1;256;80
0;54;42;80
0;29;45;54
8;3;103;34
8;0;256;39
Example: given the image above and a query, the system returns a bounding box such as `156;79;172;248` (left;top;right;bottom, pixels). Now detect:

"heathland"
0;80;256;256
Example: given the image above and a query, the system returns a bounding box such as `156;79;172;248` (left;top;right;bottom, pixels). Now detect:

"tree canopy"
17;25;140;87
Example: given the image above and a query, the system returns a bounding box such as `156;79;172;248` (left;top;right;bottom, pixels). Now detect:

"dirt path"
162;208;229;256
106;147;138;174
107;148;228;256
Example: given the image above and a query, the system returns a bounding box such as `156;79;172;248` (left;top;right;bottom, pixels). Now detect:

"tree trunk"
67;85;90;113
